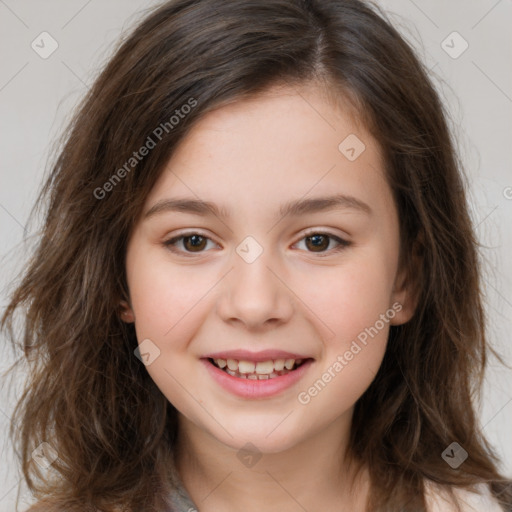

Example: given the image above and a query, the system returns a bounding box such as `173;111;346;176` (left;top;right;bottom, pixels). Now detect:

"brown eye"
182;234;207;252
163;231;350;258
305;234;330;252
295;232;350;256
163;233;217;255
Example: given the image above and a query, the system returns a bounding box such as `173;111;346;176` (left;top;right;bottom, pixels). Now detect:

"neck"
174;410;370;512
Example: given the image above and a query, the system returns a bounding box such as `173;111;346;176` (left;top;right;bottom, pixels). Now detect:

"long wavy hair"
2;0;511;510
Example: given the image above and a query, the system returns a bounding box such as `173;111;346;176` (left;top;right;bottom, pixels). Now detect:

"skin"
121;82;417;512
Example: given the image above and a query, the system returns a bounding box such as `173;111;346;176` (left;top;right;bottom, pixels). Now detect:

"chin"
210;424;301;455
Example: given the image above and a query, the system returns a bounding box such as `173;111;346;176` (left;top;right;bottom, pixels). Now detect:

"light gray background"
1;1;511;510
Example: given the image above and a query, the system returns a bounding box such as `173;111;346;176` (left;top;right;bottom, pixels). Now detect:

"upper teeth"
214;358;302;374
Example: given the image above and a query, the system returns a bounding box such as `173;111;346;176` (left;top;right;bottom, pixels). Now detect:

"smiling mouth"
207;357;312;380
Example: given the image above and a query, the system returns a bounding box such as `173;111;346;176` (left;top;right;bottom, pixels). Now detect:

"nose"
216;248;294;331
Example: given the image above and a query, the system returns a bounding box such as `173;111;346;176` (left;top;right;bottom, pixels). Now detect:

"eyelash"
162;230;351;257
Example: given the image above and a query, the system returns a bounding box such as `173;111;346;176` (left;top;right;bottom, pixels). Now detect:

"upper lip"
203;349;314;362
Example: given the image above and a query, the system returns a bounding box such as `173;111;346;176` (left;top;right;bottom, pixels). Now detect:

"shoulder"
424;481;505;512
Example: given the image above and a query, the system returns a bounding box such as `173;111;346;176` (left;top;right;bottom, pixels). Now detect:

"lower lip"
201;358;314;399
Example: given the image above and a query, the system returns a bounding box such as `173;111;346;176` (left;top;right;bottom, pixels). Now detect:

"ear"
389;233;423;326
119;299;135;323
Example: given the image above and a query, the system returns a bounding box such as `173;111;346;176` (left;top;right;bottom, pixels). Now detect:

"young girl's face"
123;83;415;454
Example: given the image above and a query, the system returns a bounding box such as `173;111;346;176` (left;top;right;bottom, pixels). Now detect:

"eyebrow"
144;193;372;221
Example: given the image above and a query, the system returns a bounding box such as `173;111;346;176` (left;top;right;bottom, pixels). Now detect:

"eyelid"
295;229;351;257
162;229;220;253
162;228;351;256
300;227;350;240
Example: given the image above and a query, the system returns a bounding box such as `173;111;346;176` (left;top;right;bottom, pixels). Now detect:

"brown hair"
2;0;511;510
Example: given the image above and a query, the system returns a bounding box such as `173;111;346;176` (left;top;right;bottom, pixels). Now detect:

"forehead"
143;83;391;224
191;81;369;148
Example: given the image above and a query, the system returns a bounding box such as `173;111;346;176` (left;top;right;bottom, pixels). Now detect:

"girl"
2;0;511;511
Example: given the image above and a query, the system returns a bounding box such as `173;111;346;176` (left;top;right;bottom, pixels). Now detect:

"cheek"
126;252;209;414
296;261;392;414
292;244;396;406
297;246;397;343
305;341;386;417
127;249;206;340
